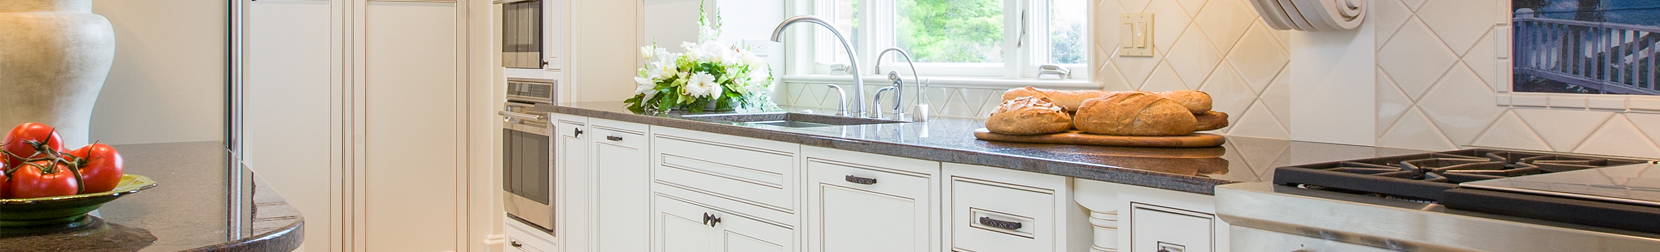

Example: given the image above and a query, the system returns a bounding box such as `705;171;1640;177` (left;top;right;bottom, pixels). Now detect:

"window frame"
798;0;1090;81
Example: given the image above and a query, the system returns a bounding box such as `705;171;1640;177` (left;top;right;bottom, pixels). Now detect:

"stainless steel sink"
679;112;907;128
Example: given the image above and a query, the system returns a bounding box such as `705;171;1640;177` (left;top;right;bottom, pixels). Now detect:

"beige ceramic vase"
0;0;113;147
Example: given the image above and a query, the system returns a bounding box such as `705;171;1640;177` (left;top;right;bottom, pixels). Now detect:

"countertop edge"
180;218;304;252
543;104;1233;195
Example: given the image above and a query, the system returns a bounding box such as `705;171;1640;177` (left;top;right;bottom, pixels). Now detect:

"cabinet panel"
944;163;1082;252
806;156;934;252
363;1;460;251
654;194;793;252
593;123;650;252
657;194;718;252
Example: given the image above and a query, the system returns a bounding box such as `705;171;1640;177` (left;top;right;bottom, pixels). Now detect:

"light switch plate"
741;38;776;57
1119;13;1154;57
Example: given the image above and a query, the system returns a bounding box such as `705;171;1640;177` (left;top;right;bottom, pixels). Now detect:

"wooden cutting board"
974;129;1225;148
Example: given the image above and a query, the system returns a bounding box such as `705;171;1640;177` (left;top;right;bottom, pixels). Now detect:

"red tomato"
4;161;78;199
69;143;123;193
0;164;8;199
2;123;63;168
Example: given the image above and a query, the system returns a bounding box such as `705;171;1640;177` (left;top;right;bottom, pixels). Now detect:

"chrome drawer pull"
607;135;623;141
979;216;1022;230
844;175;877;185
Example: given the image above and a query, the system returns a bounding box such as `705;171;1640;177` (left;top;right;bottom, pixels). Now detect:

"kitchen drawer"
1129;203;1215;252
506;217;557;252
804;148;938;252
944;163;1080;252
652;127;799;213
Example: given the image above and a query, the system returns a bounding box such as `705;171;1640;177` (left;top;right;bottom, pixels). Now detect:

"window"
806;0;1088;79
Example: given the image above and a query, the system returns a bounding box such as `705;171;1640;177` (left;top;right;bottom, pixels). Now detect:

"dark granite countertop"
0;142;303;252
543;101;1427;195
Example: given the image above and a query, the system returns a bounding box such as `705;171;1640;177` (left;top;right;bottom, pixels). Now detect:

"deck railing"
1514;17;1660;95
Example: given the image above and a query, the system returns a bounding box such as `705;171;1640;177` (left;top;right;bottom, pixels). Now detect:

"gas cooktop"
1272;148;1660;234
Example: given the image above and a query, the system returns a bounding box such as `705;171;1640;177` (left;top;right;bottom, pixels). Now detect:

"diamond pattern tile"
1225;23;1288;91
1378;17;1458;100
1095;0;1125;51
1165;24;1224;86
1515;109;1613;152
1263;67;1292;129
1463;30;1499;87
1418;63;1503;145
1377;69;1413;137
1377;107;1458;151
961;88;997;117
1141;61;1190;92
1229;100;1289;139
1399;0;1426;11
1471;111;1552;151
1098;59;1135;91
1110;52;1165;89
1416;0;1495;56
1198;62;1252;126
1116;0;1151;12
1372;0;1412;45
1622;113;1660;147
1192;0;1256;54
1174;0;1207;17
1574;114;1660;158
938;88;972;118
1147;0;1194;55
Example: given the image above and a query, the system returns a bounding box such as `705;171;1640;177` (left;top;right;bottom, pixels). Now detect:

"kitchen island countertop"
543;101;1426;195
0;142;303;252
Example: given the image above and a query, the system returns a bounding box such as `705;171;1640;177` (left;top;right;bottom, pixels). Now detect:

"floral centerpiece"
626;4;776;114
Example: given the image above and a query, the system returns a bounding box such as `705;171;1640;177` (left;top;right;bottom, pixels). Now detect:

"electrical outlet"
742;38;777;57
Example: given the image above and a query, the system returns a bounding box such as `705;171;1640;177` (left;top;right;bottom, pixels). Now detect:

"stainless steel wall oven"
500;78;556;231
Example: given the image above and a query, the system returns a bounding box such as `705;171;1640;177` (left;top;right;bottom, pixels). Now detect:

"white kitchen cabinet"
1074;180;1228;252
650;126;799;219
552;114;590;252
803;146;940;252
943;163;1088;252
654;194;795;252
592;119;652;252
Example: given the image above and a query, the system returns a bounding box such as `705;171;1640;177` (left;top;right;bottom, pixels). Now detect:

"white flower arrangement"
625;2;775;113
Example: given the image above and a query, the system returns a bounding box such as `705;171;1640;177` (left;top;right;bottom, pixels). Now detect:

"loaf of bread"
1156;90;1213;114
1194;111;1229;131
1073;92;1197;136
1002;87;1212;114
985;96;1074;135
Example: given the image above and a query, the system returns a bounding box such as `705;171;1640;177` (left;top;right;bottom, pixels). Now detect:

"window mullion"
1002;0;1023;78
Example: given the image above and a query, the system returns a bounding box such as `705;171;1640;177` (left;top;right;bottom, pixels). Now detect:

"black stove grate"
1272;149;1650;202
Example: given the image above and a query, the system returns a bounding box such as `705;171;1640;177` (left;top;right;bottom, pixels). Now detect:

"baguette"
1156;90;1213;114
985;96;1074;135
1002;87;1212;114
1073;92;1197;136
1194;111;1229;131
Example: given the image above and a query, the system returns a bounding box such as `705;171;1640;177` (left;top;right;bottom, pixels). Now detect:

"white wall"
90;0;227;145
567;0;639;102
242;1;335;252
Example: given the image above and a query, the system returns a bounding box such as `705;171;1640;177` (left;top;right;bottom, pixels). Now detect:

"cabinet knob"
844;175;877;185
978;216;1022;230
574;128;584;137
701;212;722;227
607;135;623;141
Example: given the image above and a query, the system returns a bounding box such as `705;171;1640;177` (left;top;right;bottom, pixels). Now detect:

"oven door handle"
499;111;546;121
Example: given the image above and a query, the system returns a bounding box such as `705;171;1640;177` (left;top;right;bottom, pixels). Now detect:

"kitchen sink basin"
679;112;907;127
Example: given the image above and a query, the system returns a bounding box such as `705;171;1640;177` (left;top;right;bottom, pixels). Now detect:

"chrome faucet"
874;48;922;120
825;84;849;116
772;16;866;117
871;80;898;119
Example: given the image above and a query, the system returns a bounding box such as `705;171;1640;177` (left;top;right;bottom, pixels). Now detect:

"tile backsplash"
774;0;1660;159
1372;0;1660;158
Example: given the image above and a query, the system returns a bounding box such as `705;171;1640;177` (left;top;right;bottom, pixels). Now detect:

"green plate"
0;175;158;227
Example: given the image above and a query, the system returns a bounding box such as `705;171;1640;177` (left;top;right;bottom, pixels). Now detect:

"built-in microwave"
500;78;556;231
500;0;544;69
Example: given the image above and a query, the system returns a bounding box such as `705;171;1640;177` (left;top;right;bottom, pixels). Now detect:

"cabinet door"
593;122;651;252
654;195;793;252
361;1;462;250
554;118;590;252
805;149;937;252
